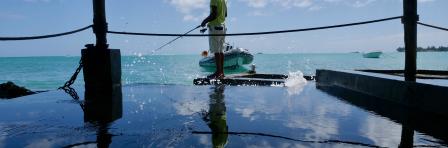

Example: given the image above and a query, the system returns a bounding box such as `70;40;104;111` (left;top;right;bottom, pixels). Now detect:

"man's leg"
218;53;224;77
216;26;226;79
212;52;224;79
214;53;220;75
208;25;225;79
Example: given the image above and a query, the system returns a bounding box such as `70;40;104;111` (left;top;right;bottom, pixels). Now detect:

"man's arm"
201;6;218;27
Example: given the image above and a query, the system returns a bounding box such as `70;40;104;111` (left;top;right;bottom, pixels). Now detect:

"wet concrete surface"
0;82;446;147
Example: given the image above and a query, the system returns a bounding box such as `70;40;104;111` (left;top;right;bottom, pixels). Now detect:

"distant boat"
199;43;254;68
363;51;383;58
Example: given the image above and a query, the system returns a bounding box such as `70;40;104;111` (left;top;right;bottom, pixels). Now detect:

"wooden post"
92;0;108;48
403;0;418;81
82;0;121;105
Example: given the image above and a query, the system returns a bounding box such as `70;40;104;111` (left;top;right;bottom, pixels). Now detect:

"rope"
0;25;93;41
417;22;448;32
108;16;402;37
192;131;385;148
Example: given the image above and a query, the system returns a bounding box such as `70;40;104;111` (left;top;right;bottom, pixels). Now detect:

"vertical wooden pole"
83;0;121;106
403;0;418;81
92;0;108;49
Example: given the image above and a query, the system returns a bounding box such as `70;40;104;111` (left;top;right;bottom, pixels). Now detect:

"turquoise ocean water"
1;52;447;90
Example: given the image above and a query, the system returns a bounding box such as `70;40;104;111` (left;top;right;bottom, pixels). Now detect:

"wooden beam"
92;0;108;49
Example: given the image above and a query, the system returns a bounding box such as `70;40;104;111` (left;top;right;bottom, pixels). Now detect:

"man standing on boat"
201;0;227;79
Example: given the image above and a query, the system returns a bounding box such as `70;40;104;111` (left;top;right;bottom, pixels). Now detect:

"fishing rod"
154;25;202;52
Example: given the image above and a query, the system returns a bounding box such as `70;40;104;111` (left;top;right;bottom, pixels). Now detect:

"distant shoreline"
397;46;448;52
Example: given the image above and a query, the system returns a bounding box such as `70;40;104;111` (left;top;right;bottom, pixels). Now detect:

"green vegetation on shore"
397;46;448;52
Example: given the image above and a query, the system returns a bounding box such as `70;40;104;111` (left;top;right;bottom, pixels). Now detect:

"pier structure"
1;0;448;147
1;0;448;120
315;0;448;118
79;0;122;124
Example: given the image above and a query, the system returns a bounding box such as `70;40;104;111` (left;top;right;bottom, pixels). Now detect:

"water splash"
284;71;307;96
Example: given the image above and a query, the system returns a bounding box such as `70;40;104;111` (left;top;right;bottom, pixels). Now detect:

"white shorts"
208;24;226;53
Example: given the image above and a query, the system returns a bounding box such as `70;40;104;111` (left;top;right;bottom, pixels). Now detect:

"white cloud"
360;115;402;147
183;14;197;21
240;0;380;11
0;13;26;20
284;0;313;8
235;108;256;119
242;0;315;9
309;5;323;11
242;0;269;8
23;0;51;2
351;0;376;8
166;0;208;21
323;0;378;8
240;0;382;10
323;0;341;2
418;0;435;3
167;0;384;20
183;13;208;21
173;98;208;116
25;139;56;148
167;0;207;14
248;10;270;16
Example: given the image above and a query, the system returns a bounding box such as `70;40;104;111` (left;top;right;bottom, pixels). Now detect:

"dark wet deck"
0;83;447;147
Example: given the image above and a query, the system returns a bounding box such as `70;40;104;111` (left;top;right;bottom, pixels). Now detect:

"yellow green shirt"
209;0;227;26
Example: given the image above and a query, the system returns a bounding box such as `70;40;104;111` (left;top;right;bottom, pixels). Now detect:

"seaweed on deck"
0;81;35;99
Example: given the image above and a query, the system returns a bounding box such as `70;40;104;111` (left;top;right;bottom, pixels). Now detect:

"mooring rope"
0;25;93;41
108;16;402;37
0;16;403;41
417;22;448;32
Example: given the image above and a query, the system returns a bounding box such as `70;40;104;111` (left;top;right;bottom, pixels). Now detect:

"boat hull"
363;52;383;58
199;49;253;68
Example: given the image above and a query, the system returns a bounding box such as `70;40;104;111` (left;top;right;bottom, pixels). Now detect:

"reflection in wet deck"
0;82;446;147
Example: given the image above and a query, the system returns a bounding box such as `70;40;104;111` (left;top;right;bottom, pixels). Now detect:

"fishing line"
152;25;202;53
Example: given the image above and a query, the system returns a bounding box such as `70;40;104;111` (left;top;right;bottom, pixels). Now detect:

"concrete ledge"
316;69;448;117
357;69;448;79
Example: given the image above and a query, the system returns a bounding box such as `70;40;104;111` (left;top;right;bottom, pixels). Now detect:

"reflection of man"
201;0;228;79
202;85;228;148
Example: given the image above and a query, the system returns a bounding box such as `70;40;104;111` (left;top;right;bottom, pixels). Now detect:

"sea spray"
284;71;307;96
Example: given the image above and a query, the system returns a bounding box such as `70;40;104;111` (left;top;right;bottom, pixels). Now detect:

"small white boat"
199;44;254;68
363;51;383;58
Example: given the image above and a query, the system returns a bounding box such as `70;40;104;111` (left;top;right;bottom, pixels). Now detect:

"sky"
0;0;447;57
